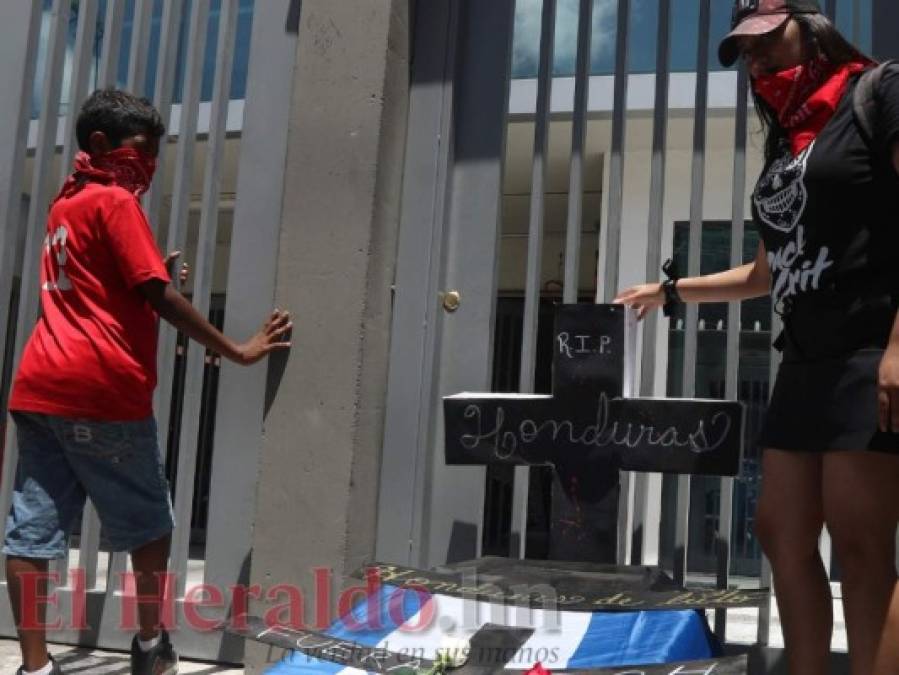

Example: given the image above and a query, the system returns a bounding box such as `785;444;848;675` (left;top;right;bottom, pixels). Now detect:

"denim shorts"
3;411;175;559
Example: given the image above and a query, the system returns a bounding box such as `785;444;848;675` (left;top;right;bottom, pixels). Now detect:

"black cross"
443;304;745;562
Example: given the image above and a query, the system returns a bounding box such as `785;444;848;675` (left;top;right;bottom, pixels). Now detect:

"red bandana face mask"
54;147;157;203
752;56;870;155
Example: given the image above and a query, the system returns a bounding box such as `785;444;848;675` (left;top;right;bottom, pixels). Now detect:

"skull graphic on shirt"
753;142;813;234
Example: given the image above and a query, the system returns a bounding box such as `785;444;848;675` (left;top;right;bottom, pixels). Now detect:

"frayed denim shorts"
3;411;175;559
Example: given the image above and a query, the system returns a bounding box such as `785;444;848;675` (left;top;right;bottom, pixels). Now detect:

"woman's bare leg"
756;448;831;675
874;582;899;674
824;450;899;675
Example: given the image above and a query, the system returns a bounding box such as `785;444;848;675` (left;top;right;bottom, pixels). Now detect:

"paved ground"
0;638;245;674
0;600;850;673
0;566;849;672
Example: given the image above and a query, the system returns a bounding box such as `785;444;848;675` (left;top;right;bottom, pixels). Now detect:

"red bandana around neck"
752;56;870;155
54;147;157;204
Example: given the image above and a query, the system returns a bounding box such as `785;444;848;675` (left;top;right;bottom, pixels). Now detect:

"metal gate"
0;0;298;662
378;0;871;656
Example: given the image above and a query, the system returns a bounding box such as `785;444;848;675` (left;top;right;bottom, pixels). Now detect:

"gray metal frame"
375;0;460;566
383;0;796;655
169;0;240;601
631;0;672;567
376;0;516;568
674;0;712;587
510;0;556;561
0;0;299;661
0;1;42;419
563;0;594;307
206;0;300;661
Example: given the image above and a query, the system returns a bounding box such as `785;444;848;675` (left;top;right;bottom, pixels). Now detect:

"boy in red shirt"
4;89;291;675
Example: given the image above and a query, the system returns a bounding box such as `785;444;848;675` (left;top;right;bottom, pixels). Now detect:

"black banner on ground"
358;561;768;611
556;655;748;674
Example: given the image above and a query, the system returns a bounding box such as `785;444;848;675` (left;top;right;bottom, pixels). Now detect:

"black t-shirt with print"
752;67;899;353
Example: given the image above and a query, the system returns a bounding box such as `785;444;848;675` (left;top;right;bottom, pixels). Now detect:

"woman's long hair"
752;13;875;164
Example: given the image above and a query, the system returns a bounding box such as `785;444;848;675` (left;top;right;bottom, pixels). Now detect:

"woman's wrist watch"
661;258;683;318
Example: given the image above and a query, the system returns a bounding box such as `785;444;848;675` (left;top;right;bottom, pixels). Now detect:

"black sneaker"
16;654;63;675
130;630;179;675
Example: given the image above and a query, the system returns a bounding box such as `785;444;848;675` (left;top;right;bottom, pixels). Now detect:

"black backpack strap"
853;60;898;147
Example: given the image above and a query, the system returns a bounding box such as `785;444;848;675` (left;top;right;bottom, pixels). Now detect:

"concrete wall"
244;1;411;671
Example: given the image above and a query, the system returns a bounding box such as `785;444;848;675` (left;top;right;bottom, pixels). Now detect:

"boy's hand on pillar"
236;309;293;365
163;250;190;286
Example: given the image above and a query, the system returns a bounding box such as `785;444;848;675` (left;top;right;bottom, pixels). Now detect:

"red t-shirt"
9;183;170;420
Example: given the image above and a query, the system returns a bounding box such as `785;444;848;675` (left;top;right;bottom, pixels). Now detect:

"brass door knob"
442;290;461;312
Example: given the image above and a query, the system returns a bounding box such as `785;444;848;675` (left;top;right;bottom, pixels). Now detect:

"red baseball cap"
718;0;822;67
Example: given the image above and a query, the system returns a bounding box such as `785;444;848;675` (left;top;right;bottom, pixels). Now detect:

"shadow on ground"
53;647;234;674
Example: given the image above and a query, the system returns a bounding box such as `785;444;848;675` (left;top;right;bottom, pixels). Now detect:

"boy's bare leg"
130;534;171;640
6;556;51;671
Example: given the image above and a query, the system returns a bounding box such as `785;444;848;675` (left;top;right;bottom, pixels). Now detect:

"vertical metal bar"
73;2;102;556
5;0;72;587
204;1;299;645
145;0;186;234
59;0;100;179
825;0;837;22
563;0;593;304
757;556;774;644
632;0;671;566
423;0;516;567
0;0;42;408
852;0;861;45
127;0;154;95
674;0;711;587
171;0;239;597
0;3;43;587
154;0;210;471
714;64;749;640
98;0;125;89
758;310;783;644
375;0;460;565
77;503;102;589
602;0;631;303
511;0;556;560
639;0;671;398
820;526;833;577
603;0;632;565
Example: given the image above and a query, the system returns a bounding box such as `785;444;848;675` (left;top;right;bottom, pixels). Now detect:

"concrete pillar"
244;1;411;671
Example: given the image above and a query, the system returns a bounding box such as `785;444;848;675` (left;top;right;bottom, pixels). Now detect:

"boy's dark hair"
75;88;165;152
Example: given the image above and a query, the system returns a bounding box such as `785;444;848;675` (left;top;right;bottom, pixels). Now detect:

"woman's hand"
613;283;665;320
877;347;899;433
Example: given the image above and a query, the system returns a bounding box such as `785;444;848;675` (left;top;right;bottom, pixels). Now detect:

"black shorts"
760;293;899;453
760;348;899;453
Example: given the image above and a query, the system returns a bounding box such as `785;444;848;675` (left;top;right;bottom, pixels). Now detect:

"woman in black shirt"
616;1;899;673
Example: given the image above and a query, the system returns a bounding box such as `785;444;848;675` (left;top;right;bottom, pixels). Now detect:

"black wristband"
661;258;682;318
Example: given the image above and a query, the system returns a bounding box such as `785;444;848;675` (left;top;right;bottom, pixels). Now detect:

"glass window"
511;0;874;79
33;0;256;119
662;220;771;577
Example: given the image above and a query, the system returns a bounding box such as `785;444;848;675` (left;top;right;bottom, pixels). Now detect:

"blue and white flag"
264;584;715;673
